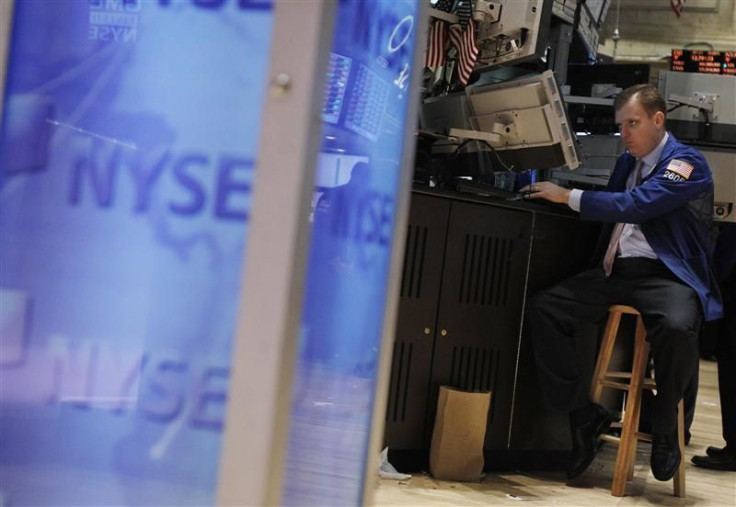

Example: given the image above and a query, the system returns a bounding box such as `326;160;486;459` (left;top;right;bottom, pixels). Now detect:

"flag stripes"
425;19;448;68
666;159;694;179
671;0;685;18
449;20;478;85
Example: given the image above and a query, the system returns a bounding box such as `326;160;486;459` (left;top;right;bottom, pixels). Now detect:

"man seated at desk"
519;84;722;481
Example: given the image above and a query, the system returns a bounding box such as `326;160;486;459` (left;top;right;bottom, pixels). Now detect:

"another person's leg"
692;268;736;471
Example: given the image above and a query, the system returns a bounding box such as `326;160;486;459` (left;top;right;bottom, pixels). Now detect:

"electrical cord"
450;137;514;171
667;102;711;126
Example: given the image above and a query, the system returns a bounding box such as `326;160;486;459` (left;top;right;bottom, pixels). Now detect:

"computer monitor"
565;63;649;135
473;0;552;71
419;91;472;134
585;0;611;26
566;63;649;97
552;0;610;60
456;69;580;170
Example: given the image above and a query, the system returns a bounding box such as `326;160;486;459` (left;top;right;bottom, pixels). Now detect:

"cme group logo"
89;0;142;43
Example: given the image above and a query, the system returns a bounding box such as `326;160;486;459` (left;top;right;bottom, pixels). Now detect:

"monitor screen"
566;63;650;97
420;91;472;133
552;0;610;60
565;63;650;135
585;0;611;25
463;69;580;170
670;49;736;76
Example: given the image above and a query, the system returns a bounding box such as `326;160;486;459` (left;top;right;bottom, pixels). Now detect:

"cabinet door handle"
440;329;447;336
424;327;431;335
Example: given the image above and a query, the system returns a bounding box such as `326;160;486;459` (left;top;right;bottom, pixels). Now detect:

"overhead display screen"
671;49;736;76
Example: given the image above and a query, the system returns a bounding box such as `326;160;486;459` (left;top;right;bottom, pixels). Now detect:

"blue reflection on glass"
0;0;273;504
282;0;420;505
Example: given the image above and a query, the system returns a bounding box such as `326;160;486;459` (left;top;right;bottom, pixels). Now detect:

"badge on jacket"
663;159;694;182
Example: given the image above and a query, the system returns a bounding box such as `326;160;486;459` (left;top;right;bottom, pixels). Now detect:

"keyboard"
455;180;518;199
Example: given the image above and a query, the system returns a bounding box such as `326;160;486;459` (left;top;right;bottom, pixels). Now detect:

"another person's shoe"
706;445;730;458
651;431;681;481
567;403;614;479
692;448;736;471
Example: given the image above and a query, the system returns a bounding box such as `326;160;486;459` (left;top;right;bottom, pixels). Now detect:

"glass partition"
281;0;423;504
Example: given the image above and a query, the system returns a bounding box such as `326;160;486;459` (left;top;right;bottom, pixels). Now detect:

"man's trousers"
527;258;702;434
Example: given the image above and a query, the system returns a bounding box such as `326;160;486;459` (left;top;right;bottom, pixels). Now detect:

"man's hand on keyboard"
519;181;571;204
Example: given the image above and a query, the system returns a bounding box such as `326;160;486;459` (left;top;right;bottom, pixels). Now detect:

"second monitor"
450;70;580;172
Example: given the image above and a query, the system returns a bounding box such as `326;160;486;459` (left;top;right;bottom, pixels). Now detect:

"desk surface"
412;184;579;218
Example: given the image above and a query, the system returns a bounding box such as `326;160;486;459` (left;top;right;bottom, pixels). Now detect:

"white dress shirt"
568;133;669;260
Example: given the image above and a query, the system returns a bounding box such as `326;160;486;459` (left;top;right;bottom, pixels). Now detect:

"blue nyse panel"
0;0;272;504
283;0;421;505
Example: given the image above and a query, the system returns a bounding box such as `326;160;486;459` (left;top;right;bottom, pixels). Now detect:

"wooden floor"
373;359;735;506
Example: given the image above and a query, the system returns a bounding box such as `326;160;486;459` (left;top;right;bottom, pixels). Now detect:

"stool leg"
626;399;641;481
674;399;686;497
590;311;622;403
626;392;642;482
611;320;649;497
613;397;639;496
627;319;649;482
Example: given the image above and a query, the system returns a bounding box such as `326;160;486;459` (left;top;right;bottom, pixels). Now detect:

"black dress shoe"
567;404;614;479
651;432;681;481
706;445;729;458
692;451;736;471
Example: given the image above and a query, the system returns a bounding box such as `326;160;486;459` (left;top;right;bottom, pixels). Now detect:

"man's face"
614;95;665;159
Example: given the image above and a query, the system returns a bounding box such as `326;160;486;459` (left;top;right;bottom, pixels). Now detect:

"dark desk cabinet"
509;212;602;452
384;190;599;466
384;193;450;450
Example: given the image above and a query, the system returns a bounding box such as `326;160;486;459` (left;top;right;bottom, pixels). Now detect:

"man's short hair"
614;83;667;119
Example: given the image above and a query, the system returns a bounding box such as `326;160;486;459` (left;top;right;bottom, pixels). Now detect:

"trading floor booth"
381;0;736;474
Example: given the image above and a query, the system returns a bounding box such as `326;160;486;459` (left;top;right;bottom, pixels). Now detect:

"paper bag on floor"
429;386;491;482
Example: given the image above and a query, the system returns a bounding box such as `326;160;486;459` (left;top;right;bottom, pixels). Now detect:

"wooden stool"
590;305;686;497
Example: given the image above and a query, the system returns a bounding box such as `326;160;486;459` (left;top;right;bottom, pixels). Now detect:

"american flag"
425;0;454;68
666;159;694;179
449;19;478;85
453;0;472;28
670;0;686;18
425;19;448;67
433;0;455;12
